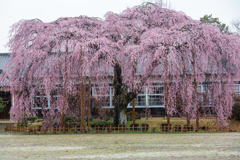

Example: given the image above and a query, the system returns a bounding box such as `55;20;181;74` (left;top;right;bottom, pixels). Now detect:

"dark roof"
0;53;10;71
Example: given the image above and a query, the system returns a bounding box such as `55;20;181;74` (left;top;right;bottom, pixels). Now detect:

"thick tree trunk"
119;110;127;125
132;99;135;123
113;63;137;127
113;63;122;127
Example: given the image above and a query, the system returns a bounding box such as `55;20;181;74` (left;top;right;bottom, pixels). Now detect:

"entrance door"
0;91;11;119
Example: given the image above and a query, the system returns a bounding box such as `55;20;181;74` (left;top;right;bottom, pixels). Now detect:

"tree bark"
80;48;84;132
192;50;199;130
61;44;68;128
132;82;136;123
87;77;91;127
119;110;127;125
165;54;170;130
81;82;84;132
113;63;137;126
182;53;190;125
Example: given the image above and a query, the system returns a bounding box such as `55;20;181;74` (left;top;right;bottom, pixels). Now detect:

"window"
92;86;113;108
33;89;49;109
202;84;212;107
234;84;240;96
148;86;164;106
130;87;147;106
50;87;62;109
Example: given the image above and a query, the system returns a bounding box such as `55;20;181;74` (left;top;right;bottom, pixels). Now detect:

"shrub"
0;98;4;113
174;125;181;132
64;114;78;123
126;111;140;121
104;117;111;121
141;123;149;132
161;123;171;131
36;119;43;123
130;123;139;131
17;122;24;126
90;121;113;127
28;116;38;123
232;102;240;120
183;124;193;132
89;117;93;121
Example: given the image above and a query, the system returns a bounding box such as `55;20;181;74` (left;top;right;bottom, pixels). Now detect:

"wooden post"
61;43;68;128
87;77;91;128
165;53;170;130
81;82;84;133
192;49;199;130
80;48;85;133
132;82;136;124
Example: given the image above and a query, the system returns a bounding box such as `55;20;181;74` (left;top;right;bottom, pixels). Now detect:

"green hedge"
90;121;113;127
126;111;140;121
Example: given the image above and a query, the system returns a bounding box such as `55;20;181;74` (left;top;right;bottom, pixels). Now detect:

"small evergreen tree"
0;98;5;113
200;14;230;33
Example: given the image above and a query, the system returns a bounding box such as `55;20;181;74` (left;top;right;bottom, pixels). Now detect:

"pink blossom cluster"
2;3;240;126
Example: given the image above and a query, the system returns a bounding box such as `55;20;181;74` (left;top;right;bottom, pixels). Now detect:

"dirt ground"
0;132;239;160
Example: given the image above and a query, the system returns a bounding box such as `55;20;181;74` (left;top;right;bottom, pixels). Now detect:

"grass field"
0;132;239;159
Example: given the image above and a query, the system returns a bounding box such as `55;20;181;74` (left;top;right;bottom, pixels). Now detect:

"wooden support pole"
132;82;135;124
165;53;170;131
87;77;91;127
80;48;85;133
192;49;199;130
61;43;68;128
81;81;84;132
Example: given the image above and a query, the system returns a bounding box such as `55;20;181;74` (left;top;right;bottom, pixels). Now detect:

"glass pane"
100;96;110;106
148;95;164;106
94;87;110;96
135;95;146;106
34;97;48;108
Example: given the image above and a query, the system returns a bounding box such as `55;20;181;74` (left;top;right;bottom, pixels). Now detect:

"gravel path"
0;132;239;160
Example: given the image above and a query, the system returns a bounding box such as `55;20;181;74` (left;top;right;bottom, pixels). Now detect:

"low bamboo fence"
5;124;240;135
